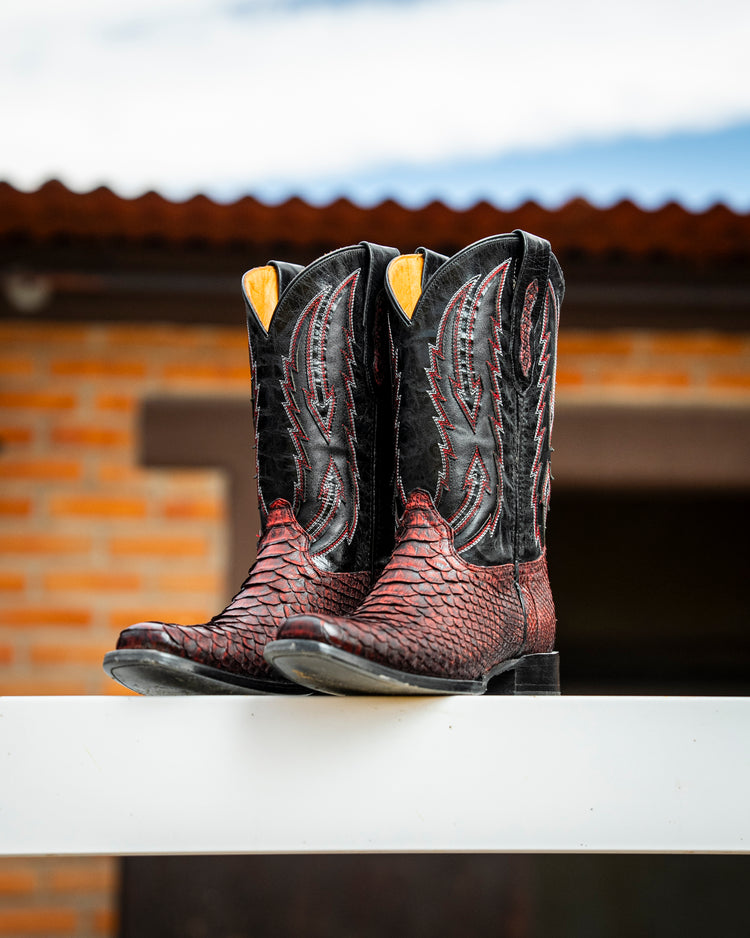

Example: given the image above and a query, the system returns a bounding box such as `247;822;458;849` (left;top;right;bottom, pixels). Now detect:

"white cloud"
2;0;749;196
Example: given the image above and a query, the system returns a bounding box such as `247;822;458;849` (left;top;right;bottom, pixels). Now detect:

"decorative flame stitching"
388;315;407;507
425;261;510;548
279;270;362;552
449;278;483;430
447;446;491;535
479;259;512;548
280;292;321;512
248;339;268;521
305;457;344;541
316;269;362;556
530;283;553;547
424;286;462;498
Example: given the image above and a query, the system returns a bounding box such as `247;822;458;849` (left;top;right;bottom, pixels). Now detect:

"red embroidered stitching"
388;316;407;506
280;293;321;511
425;261;510;547
424;287;462;498
530;283;552;547
279;270;361;550
449;277;483;430
447;446;491;535
248;340;268;521
305;456;344;542
303;286;336;441
315;269;361;556
462;259;511;550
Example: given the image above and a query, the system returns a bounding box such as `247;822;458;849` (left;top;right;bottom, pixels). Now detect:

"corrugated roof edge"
1;180;749;261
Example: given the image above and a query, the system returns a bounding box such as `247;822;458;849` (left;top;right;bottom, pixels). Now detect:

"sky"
2;0;750;210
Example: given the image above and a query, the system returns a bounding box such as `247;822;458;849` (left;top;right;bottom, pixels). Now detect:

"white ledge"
1;695;747;856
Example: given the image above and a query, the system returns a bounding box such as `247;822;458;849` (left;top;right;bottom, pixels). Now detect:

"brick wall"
1;319;748;937
0;321;248;938
557;331;750;404
0;858;115;937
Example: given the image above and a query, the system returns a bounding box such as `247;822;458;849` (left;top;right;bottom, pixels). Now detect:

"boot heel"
486;652;560;695
514;652;560;695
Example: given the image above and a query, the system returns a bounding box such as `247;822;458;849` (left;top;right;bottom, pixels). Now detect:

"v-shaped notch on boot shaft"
385;247;450;322
242;260;304;334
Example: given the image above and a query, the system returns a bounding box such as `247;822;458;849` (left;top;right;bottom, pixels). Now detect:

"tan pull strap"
386;254;424;321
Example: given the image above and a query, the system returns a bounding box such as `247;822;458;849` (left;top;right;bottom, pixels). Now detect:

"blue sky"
2;0;749;211
251;123;750;211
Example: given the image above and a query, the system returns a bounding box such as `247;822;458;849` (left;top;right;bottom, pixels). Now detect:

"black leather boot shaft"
246;242;400;575
387;231;564;566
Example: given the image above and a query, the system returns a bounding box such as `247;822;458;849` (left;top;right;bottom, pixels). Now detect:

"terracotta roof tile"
1;180;749;262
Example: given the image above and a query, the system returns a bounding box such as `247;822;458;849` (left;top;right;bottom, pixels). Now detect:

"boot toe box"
276;614;350;649
116;621;185;655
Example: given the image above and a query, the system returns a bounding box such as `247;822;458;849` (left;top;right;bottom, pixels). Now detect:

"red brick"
0;573;25;591
211;331;249;351
649;333;747;356
558;334;635;356
162;498;225;521
50;360;146;378
0;323;89;343
102;325;199;348
0;607;91;627
599;369;691;389
158;572;223;593
95;393;136;412
0;645;14;664
0;357;34;375
109;607;213;630
93;907;118;935
0;391;76;409
31;643;111;665
0;680;89;696
0;496;32;517
0;534;90;554
0;426;34;444
707;373;750;390
0;460;81;481
109;536;209;558
97;463;147;484
50;865;115;893
50;495;147;519
162;363;248;382
555;369;585;387
0;870;37;895
51;426;132;448
0;909;77;934
44;571;141;591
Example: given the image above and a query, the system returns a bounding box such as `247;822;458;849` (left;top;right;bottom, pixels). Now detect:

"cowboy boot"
265;230;564;695
103;242;399;694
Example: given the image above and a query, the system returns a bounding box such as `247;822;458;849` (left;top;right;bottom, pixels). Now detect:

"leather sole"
265;640;560;696
102;649;312;696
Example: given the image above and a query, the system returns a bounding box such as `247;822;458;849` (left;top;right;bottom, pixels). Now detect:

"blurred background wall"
0;182;748;937
1;0;749;933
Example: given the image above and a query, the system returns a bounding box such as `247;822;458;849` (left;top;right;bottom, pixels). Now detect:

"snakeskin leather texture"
277;490;555;681
117;499;371;681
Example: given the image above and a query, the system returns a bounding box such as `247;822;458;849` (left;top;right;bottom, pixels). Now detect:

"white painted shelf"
1;695;747;856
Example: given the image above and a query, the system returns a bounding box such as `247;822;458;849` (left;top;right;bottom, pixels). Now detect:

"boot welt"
265;640;560;697
102;649;312;696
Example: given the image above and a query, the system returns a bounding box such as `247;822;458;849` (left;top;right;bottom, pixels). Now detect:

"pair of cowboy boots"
103;231;564;697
